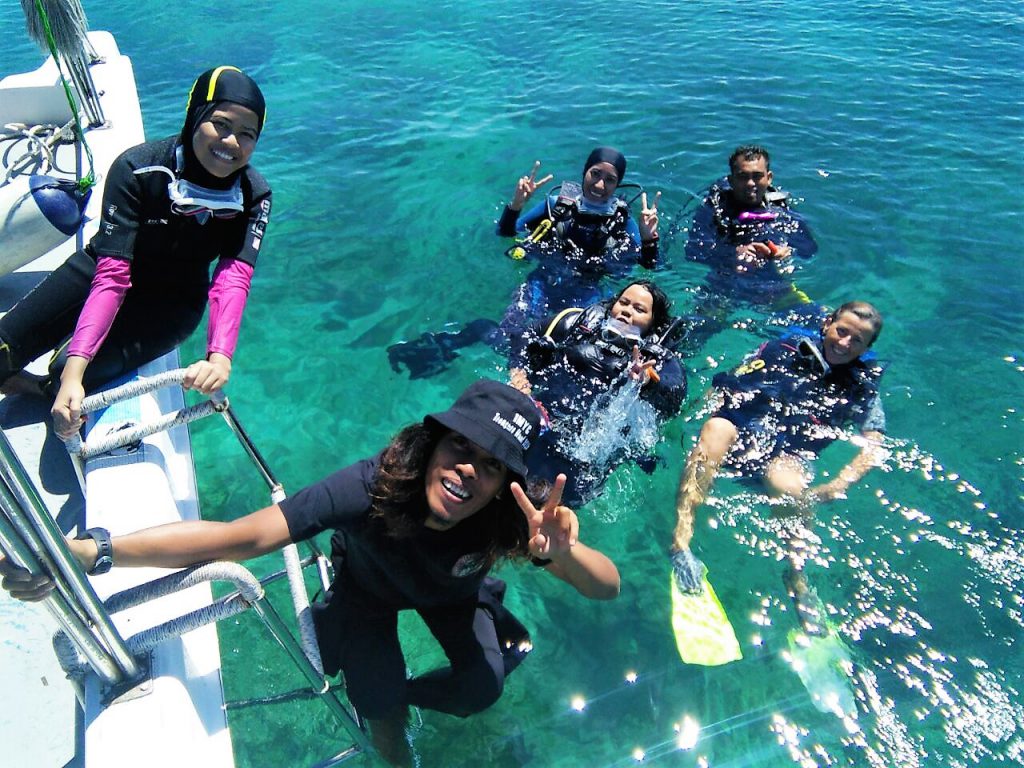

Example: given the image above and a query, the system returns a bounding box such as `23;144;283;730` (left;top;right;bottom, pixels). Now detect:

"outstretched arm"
1;505;293;602
808;430;885;502
510;475;620;600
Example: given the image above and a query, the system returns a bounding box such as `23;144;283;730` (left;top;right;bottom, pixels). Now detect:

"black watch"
77;527;113;575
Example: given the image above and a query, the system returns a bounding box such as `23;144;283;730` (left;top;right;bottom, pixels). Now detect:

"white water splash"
558;377;661;470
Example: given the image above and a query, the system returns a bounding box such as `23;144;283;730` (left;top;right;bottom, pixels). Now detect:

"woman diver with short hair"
0;66;272;438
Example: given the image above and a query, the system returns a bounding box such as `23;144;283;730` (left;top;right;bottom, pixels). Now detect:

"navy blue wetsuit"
497;190;659;333
0;136;271;389
682;179;818;355
513;303;686;506
281;456;532;719
710;333;885;477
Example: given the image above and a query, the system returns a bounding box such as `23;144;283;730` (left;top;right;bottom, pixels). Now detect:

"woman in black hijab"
0;66;272;438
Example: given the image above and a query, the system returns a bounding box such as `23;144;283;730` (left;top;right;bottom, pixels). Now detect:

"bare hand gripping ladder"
53;368;372;765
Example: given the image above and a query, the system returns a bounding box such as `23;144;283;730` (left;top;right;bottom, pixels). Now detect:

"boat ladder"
0;370;379;767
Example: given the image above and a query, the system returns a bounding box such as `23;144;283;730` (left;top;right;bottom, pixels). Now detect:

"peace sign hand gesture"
628;344;659;384
510;473;578;559
639;191;661;241
511;160;554;212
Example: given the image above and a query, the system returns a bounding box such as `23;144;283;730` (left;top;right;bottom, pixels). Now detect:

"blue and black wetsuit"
682;178;818;355
710;332;885;476
513;302;685;507
497;188;659;332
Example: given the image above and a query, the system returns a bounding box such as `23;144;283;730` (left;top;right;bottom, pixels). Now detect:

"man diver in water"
669;301;885;636
682;145;819;356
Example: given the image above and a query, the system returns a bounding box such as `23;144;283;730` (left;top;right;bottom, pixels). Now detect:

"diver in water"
387;148;661;380
669;301;886;635
0;379;620;767
511;280;686;508
0;67;271;437
498;147;661;330
682;144;819;355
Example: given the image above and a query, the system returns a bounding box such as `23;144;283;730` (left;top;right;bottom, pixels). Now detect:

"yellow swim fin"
670;570;742;666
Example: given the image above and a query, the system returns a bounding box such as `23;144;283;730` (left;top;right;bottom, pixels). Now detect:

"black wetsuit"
711;333;885;475
513;303;686;506
282;456;532;720
0;136;271;389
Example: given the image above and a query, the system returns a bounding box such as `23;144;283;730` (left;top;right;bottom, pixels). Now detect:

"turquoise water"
5;1;1023;765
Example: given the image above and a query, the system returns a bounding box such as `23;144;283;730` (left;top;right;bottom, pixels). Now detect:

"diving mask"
600;317;644;346
134;147;244;221
555;180;617;216
167;176;243;218
797;337;830;374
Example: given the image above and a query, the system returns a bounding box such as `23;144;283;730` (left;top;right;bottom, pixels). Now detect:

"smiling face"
609;283;655;335
821;310;876;366
582;161;620;204
423;431;508;531
728;156;773;209
191;103;260;178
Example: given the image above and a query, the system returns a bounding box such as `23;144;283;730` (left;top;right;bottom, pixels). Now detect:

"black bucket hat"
425;380;542;477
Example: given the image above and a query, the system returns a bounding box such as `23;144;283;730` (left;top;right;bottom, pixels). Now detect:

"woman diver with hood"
0;66;271;438
495;147;662;336
386;149;663;380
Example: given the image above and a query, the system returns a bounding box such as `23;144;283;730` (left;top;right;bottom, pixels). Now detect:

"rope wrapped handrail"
79;369;188;414
103;561;264;614
282;542;323;676
55;582;255;680
124;593;251;658
67;398;224;458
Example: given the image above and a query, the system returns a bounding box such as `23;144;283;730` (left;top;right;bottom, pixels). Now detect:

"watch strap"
78;527;113;575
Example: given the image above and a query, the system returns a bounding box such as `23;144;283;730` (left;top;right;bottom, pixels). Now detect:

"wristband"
77;527;113;575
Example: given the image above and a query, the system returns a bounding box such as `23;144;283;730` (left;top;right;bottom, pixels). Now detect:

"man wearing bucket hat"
1;379;619;766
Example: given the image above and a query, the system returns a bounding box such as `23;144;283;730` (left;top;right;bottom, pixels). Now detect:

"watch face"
91;555;114;575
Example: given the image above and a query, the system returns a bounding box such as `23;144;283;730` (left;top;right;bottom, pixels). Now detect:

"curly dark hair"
369;422;533;570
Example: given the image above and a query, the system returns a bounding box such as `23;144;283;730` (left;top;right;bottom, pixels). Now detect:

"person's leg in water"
763;452;827;637
387;318;502;379
407;598;506;717
325;578;415;767
670;416;739;593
